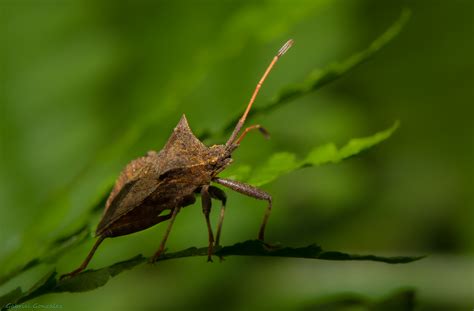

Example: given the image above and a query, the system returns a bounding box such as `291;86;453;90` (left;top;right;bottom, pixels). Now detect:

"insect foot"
148;248;168;264
59;271;79;281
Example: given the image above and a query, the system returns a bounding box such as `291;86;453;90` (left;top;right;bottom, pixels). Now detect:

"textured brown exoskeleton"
60;40;293;279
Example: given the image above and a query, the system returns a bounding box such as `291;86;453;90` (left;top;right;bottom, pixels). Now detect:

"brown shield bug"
60;39;294;279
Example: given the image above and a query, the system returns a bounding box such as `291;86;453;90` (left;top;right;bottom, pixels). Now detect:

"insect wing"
96;176;161;235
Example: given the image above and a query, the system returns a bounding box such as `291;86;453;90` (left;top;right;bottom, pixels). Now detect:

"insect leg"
235;125;270;145
208;186;227;247
201;185;215;262
212;177;272;241
60;235;106;280
149;206;181;263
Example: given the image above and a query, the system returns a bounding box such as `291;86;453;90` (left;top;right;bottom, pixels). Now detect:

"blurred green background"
1;0;473;310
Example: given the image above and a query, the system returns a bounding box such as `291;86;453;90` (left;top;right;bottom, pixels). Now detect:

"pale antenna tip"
277;39;294;57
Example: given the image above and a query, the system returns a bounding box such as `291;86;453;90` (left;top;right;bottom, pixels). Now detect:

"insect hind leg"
60;235;106;280
212;177;272;241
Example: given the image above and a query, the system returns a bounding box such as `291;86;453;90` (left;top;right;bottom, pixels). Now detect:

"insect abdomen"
99;204;172;237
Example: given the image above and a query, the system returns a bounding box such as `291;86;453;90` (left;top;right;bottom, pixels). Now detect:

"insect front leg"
208;186;227;248
149;206;181;263
201;185;215;262
212;177;272;241
235;124;270;145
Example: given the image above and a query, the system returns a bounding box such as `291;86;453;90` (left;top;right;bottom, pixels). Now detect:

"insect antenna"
225;39;294;149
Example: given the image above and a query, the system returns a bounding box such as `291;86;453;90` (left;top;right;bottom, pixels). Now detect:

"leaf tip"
391;120;401;132
400;7;413;23
392;8;412;34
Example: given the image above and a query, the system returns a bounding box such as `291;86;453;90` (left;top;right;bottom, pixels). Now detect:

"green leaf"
215;240;423;264
247;152;300;186
219;9;411;135
0;240;422;308
336;121;400;160
225;121;399;186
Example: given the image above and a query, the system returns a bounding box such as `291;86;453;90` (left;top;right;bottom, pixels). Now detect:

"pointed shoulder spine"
176;114;189;130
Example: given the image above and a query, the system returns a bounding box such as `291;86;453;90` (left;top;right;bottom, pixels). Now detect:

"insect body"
60;39;293;279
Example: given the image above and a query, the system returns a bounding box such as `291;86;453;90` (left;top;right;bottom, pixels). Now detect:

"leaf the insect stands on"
0;240;422;309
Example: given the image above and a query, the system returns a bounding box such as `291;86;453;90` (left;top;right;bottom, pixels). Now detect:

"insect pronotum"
60;39;294;279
